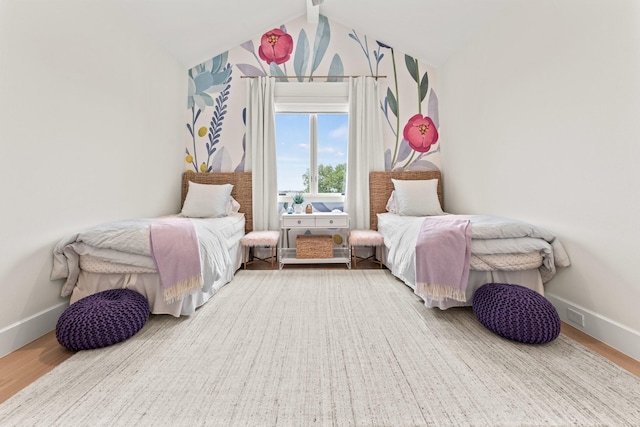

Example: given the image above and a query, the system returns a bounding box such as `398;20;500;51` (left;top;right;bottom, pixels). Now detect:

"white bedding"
377;213;570;309
52;214;245;316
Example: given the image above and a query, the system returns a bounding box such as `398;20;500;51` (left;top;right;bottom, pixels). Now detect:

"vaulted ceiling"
115;0;512;69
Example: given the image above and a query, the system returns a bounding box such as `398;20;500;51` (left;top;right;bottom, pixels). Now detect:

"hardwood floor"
0;330;74;404
1;262;638;404
561;323;640;377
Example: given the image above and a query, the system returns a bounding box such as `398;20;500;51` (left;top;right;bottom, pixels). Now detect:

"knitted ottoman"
472;283;560;344
56;289;150;351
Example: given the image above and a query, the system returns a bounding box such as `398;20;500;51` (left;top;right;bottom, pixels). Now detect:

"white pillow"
181;182;233;218
386;191;397;213
391;178;443;216
227;196;241;215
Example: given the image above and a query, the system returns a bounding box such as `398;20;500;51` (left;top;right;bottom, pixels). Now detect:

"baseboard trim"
0;302;68;358
546;293;640;362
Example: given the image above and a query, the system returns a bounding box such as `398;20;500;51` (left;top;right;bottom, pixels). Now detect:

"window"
273;82;350;201
275;112;348;197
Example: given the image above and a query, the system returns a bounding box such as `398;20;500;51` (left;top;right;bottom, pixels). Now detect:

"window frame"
274;82;349;204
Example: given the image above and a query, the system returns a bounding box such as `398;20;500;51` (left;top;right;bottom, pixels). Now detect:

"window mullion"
309;114;318;195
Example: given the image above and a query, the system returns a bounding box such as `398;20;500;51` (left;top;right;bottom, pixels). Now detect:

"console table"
279;212;350;269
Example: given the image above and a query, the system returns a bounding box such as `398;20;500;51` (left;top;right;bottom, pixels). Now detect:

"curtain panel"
246;77;280;231
345;77;385;230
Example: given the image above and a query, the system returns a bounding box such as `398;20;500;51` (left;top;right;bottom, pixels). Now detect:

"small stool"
349;229;384;269
472;283;561;344
240;230;280;269
56;289;150;351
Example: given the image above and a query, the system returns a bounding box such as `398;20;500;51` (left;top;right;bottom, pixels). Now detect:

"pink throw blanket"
150;218;203;303
414;216;472;302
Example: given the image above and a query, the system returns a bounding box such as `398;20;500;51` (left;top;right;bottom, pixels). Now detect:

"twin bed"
52;170;569;317
369;171;570;309
52;172;252;317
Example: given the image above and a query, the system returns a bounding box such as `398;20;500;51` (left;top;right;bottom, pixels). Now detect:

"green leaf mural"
420;72;429;102
387;87;398;117
405;54;419;83
294;29;310;81
405;54;429;113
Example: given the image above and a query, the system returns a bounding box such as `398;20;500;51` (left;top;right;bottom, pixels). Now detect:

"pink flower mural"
258;29;294;65
403;114;439;153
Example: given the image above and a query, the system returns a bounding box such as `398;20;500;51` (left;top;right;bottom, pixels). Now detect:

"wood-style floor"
1;260;638;404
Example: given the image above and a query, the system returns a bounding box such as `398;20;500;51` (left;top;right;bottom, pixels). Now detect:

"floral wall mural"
185;14;440;173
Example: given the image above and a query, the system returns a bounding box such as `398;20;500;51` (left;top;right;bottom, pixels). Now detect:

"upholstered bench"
56;289;150;351
349;229;384;269
472;283;561;344
240;230;280;269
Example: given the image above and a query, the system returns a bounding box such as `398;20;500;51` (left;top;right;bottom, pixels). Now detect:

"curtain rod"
240;75;386;79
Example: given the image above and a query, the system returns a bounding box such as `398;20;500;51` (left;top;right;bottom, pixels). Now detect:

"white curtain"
345;77;385;230
246;77;279;231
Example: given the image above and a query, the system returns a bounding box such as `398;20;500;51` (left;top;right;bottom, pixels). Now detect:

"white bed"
68;214;245;316
51;172;253;317
369;171;570;309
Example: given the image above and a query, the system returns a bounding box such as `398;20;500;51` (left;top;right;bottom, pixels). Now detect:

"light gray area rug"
1;270;639;426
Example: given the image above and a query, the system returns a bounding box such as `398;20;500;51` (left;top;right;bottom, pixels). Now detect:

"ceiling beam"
306;0;319;24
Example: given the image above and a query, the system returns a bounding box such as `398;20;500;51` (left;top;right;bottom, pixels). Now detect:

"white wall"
0;0;186;356
441;0;640;360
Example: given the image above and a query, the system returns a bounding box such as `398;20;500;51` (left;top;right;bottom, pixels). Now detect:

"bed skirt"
71;243;243;317
380;245;544;310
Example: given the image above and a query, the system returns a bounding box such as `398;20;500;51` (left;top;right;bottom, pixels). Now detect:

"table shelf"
278;248;351;268
279;213;351;269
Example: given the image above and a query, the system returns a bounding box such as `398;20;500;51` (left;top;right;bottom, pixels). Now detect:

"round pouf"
56;289;150;351
472;283;560;344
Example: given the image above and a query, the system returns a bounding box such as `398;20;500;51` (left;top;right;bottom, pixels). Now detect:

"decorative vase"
294;204;303;214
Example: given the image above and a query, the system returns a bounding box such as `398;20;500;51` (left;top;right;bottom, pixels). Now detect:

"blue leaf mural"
395;139;412;164
327;54;344;82
240;40;255;53
407;159;439;171
294;29;310;81
236;63;265;77
194;73;214;94
211;146;231;172
384;149;392;171
185;14;440;174
270;63;288;82
428;90;440;128
311;15;330;75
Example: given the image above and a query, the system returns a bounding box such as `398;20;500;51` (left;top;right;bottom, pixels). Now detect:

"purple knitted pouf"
56;289;150;351
472;283;560;344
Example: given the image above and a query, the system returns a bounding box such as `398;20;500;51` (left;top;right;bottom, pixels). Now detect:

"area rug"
1;270;639;426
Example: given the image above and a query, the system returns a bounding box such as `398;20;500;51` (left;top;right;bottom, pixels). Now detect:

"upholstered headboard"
369;170;443;231
181;172;253;233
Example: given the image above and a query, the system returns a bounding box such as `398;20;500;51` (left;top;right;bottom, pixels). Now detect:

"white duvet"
379;213;570;304
52;214;243;298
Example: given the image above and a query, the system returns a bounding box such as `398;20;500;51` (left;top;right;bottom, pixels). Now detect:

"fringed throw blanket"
414;216;472;302
150;218;203;303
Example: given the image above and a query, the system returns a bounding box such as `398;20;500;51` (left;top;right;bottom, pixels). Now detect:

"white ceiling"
115;0;513;69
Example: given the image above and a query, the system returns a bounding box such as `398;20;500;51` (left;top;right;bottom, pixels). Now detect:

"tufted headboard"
369;170;443;231
181;172;253;233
